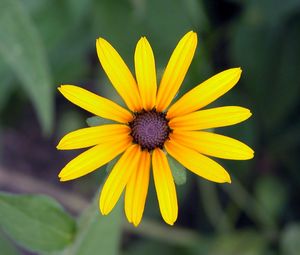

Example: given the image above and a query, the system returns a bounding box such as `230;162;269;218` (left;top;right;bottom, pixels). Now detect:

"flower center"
129;109;171;151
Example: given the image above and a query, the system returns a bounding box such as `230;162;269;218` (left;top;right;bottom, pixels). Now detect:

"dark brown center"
129;109;171;151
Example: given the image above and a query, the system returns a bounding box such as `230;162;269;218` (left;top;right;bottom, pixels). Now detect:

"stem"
123;219;205;247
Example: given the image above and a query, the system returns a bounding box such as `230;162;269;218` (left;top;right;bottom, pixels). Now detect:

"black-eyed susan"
57;31;254;226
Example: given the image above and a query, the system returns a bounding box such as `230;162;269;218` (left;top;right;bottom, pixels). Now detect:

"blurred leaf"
198;180;231;232
105;156;119;174
184;0;210;30
222;177;275;228
209;230;267;255
86;116;115;127
140;0;200;66
167;155;187;185
0;193;76;253
230;22;276;107
0;231;20;255
62;196;123;255
66;0;92;23
0;61;14;112
254;176;287;220
0;0;54;134
230;5;300;132
23;0;92;83
263;19;300;128
91;0;140;65
280;223;300;255
57;110;84;138
23;0;72;50
245;0;300;26
91;0;200;68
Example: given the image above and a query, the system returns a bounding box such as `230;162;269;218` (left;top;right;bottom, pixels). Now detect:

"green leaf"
167;155;187;185
62;196;123;255
0;193;76;253
86;116;116;127
0;231;20;255
254;176;287;220
280;223;300;255
0;0;53;134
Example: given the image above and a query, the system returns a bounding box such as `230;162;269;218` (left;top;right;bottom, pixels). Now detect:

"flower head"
57;31;254;226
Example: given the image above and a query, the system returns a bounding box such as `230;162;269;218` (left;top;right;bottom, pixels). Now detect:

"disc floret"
129;109;172;151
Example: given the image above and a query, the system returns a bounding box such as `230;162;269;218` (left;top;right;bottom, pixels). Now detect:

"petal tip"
99;203;106;215
228;67;242;78
248;150;255;159
58;85;73;94
57;86;63;93
226;175;232;184
100;209;107;216
187;30;197;36
59;176;68;182
132;220;141;227
166;220;175;226
96;38;108;49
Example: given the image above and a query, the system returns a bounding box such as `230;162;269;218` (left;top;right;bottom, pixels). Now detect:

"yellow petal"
167;68;242;118
100;144;141;215
96;38;142;111
156;31;197;112
152;148;178;225
58;85;132;123
171;130;254;160
57;124;130;150
134;37;157;110
169;106;252;131
125;150;150;226
58;137;131;181
165;139;231;183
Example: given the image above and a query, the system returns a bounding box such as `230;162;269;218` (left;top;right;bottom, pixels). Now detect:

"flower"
57;31;254;226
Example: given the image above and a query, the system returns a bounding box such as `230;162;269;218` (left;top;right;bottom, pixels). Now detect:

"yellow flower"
57;31;254;226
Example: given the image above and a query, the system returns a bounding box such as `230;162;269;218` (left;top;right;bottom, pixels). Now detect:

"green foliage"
0;0;300;254
208;230;267;255
280;223;300;255
0;0;53;134
0;193;76;253
123;240;175;255
86;116;115;127
167;155;187;185
254;176;287;220
230;0;300;132
0;231;20;255
59;196;123;255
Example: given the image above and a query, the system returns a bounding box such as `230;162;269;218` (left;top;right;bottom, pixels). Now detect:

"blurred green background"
0;0;300;254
